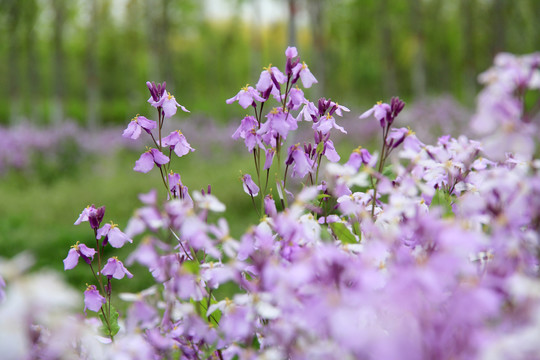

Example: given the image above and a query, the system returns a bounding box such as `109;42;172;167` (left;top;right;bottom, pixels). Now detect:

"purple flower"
313;114;347;135
226;85;265;108
258;107;298;144
285;46;301;76
154;92;189;118
359;101;392;128
292;62;318;88
346;147;373;170
63;242;96;270
285;46;298;59
162;130;195;157
386;127;424;152
264;147;276;170
101;257;133;280
287;86;306;110
323;139;340;162
241;174;260;196
84;284;106;313
287;143;314;178
256;65;286;93
97;222;133;248
146;81;167;104
134;148;169;173
122;115;157;140
264;194;277;217
74;204;105;229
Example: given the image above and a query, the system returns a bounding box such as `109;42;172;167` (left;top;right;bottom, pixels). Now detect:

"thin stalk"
315;153;323;185
371;126;390;217
250;194;261;218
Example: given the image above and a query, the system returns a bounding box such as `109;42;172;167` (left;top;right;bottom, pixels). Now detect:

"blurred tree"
51;0;68;123
85;0;100;129
408;0;425;97
21;0;40;122
460;0;478;100
307;0;326;98
378;0;397;97
288;0;297;47
2;0;22;123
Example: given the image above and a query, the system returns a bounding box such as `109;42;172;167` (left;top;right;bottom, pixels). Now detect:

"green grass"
0;148;257;293
0;135;361;297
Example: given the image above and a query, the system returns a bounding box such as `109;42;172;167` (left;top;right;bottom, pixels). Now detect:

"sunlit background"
1;0;539;284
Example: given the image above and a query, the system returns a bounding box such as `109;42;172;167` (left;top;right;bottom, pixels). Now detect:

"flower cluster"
230;47;349;214
1;49;540;359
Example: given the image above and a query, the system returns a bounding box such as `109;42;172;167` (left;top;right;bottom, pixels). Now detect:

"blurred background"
2;0;539;126
1;0;539;288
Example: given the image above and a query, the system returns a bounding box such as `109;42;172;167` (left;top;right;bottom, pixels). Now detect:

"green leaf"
317;193;332;200
191;297;222;324
316;141;325;155
352;222;362;242
98;306;120;337
329;222;357;244
183;259;200;275
430;188;454;218
382;164;395;178
251;334;261;349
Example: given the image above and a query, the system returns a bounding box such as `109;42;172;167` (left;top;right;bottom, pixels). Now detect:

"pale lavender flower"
322;139;340;162
346;147;373;170
287;144;314;178
162;130;195;157
360;101;391;128
292;62;318;88
122;115;157;140
226;85;265;108
155;92;189;118
313;114;347;135
232;115;264;152
241;174;260;196
256;65;286;93
101;257;133;280
96;222;133;248
134;148;169;173
84;285;106;313
63;242;96;270
258;107;298;143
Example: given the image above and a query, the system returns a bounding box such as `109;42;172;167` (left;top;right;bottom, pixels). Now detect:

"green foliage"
430;188;454;218
2;0;539;124
329;222;357;244
99;306;120;337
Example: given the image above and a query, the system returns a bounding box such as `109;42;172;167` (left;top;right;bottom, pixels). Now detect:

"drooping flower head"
292;61;318;88
84;284;106;313
63;242;96;270
286;143;315;178
156;92;190;118
162;130;195;157
241;174;260;197
346;146;373;170
256;64;286;95
97;222;133;248
101;257;133;280
134;148;170;173
359;101;391;128
122;115;157;140
226;85;266;109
